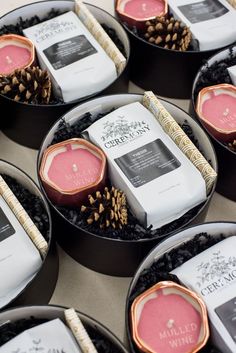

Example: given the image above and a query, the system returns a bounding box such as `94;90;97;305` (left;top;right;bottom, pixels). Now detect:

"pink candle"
48;146;102;190
131;281;209;353
197;84;236;143
0;34;35;75
116;0;167;28
124;0;165;19
40;138;107;206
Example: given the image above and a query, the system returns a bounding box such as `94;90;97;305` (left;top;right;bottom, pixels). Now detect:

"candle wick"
167;319;175;328
223;108;229;117
6;56;12;64
72;164;78;173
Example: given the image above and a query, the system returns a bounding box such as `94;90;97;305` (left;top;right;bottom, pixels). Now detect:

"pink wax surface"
0;45;31;74
202;93;236;131
137;291;201;353
48;146;102;191
124;0;165;19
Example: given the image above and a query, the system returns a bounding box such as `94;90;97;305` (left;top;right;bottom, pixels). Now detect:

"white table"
0;0;236;345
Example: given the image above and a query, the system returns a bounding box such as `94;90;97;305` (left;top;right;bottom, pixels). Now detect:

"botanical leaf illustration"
196;251;236;286
101;116;148;141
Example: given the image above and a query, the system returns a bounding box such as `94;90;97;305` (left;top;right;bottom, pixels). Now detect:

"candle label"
137;290;201;353
201;91;236;132
178;0;228;23
0;45;31;75
0;319;82;353
115;139;180;187
85;101;206;229
47;146;102;191
123;0;166;19
168;0;236;50
23;11;117;103
0;207;15;241
43;35;97;70
0;196;42;308
172;236;236;352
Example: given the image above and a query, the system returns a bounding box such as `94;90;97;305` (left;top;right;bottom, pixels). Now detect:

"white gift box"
23;11;117;103
168;0;236;50
172;236;236;353
227;65;236;86
85;102;206;229
0;319;81;353
0;196;42;308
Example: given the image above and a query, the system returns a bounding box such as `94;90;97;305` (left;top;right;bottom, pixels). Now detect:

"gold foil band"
142;91;217;194
227;0;236;8
65;308;98;353
0;175;48;257
75;0;126;75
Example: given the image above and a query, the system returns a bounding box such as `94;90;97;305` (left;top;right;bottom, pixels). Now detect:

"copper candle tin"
131;281;209;353
0;305;128;353
116;0;168;29
0;1;130;149
196;84;236;143
38;94;217;276
0;34;35;75
39;138;107;207
191;45;236;201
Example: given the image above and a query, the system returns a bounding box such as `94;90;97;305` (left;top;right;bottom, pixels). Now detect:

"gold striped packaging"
0;175;48;257
142;91;217;194
65;308;98;353
75;0;126;75
227;0;236;8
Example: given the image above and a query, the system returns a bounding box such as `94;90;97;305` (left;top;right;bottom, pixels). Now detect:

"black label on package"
43;35;97;70
215;297;236;342
115;139;181;188
178;0;228;24
0;207;15;242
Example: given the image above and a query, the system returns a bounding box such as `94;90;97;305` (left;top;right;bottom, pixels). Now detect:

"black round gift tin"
37;93;217;277
0;160;58;309
120;21;233;99
125;221;236;353
191;45;236;201
0;305;128;353
0;0;130;150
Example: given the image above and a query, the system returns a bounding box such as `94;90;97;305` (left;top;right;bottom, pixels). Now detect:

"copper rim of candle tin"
39;138;107;205
196;83;236;143
131;280;210;353
0;34;35;75
0;305;129;353
116;0;168;28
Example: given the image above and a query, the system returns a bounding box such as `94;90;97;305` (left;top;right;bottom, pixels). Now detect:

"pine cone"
228;139;236;152
0;66;51;104
144;16;192;51
81;186;128;229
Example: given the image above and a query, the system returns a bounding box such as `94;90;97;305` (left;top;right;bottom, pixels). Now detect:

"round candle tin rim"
0;304;129;353
39;138;107;195
196;83;236;135
37;93;218;243
0;158;54;308
0;33;35;75
121;17;233;54
130;280;210;353
0;158;52;258
191;45;236;154
116;0;168;23
0;0;130;106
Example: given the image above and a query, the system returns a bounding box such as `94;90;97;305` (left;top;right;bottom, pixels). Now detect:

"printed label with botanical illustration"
0;319;81;353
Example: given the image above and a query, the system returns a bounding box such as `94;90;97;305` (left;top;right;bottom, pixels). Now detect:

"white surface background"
0;0;236;345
